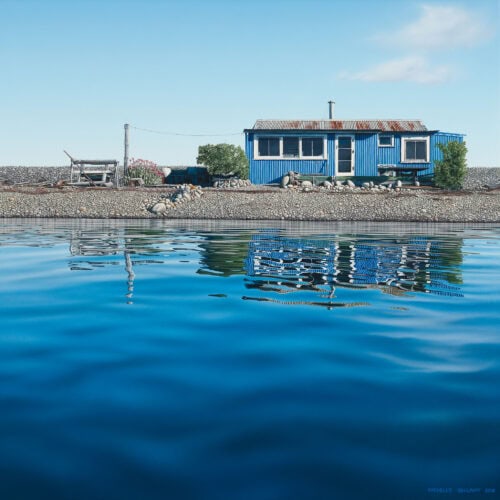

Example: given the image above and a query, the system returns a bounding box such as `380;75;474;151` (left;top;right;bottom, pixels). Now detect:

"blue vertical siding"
327;133;335;175
375;132;464;176
376;135;423;170
354;133;378;176
247;132;331;184
246;130;464;183
376;136;401;166
251;159;328;184
245;132;253;165
376;134;433;174
430;133;464;175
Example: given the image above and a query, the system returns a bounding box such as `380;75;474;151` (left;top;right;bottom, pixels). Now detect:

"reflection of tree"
64;225;465;308
197;233;253;277
122;228;174;255
436;238;464;285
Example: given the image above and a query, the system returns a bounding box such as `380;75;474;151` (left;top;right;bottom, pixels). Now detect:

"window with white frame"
401;136;430;163
378;134;394;147
302;137;324;157
258;137;280;157
254;136;326;159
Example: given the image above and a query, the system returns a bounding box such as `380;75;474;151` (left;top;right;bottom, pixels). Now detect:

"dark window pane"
302;139;312;156
338;137;351;148
258;138;269;156
415;141;427;160
258;137;279;157
379;135;392;146
338;160;352;173
338;149;351;161
283;137;299;157
269;139;280;156
311;138;323;156
302;137;324;157
405;141;416;160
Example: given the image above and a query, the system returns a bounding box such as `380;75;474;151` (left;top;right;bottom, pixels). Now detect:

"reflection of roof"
247;120;428;132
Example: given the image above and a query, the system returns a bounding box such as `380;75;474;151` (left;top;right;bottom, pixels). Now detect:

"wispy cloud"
339;56;454;84
337;4;493;85
375;4;493;50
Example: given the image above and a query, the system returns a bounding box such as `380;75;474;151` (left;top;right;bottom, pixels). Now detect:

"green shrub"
197;144;249;179
126;158;164;185
434;141;467;190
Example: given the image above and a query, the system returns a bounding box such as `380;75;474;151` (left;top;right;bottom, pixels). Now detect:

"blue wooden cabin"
244;119;464;184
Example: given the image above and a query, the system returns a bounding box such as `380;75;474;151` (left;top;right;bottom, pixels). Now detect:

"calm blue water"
0;219;498;500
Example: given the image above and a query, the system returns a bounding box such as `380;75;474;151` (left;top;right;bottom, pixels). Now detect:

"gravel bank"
462;167;500;190
1;185;499;222
1;166;498;222
1;166;499;189
0;166;71;185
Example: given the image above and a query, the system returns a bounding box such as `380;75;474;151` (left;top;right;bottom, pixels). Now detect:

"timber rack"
64;150;119;186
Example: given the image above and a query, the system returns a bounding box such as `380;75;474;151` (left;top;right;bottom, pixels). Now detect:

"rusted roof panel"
252;120;428;132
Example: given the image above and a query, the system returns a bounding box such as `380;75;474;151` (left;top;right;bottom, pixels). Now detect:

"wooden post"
124;123;130;183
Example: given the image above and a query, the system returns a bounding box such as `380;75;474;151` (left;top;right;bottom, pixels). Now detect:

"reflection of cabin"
244;233;463;297
65;151;118;186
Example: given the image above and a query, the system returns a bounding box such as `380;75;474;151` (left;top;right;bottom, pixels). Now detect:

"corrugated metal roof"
251;120;428;132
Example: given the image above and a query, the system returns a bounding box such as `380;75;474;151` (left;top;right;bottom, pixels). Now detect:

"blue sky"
1;0;498;167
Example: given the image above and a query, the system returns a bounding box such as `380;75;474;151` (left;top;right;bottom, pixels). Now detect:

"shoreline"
1;185;499;223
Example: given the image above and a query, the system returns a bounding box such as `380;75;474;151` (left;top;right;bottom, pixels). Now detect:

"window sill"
254;157;327;161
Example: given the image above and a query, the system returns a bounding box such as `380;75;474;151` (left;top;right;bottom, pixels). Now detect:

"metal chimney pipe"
328;100;335;119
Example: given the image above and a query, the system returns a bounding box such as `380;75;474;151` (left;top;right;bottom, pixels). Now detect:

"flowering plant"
126;158;164;185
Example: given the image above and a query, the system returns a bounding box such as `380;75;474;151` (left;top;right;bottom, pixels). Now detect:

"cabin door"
335;135;355;176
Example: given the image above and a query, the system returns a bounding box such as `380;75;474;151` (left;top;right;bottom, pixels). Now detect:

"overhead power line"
130;125;243;137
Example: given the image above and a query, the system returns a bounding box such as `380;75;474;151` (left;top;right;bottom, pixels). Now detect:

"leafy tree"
197;144;249;179
434;141;467;190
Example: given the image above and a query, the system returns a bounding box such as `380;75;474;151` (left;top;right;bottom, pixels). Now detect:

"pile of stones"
212;178;252;188
149;184;203;216
281;171;411;192
316;179;408;192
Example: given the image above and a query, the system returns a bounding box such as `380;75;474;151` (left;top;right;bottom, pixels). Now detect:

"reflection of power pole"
124;123;130;183
124;251;135;304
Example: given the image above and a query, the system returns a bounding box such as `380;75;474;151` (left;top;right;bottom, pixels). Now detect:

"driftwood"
5;179;64;187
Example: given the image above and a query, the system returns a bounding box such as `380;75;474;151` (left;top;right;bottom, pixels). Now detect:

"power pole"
124;123;130;183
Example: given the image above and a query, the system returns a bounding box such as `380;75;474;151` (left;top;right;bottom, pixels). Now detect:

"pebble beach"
0;167;499;222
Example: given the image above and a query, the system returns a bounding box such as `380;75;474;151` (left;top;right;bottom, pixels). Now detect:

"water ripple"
0;220;498;499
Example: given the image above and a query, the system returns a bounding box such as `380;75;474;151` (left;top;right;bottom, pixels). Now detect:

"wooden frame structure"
64;150;118;186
